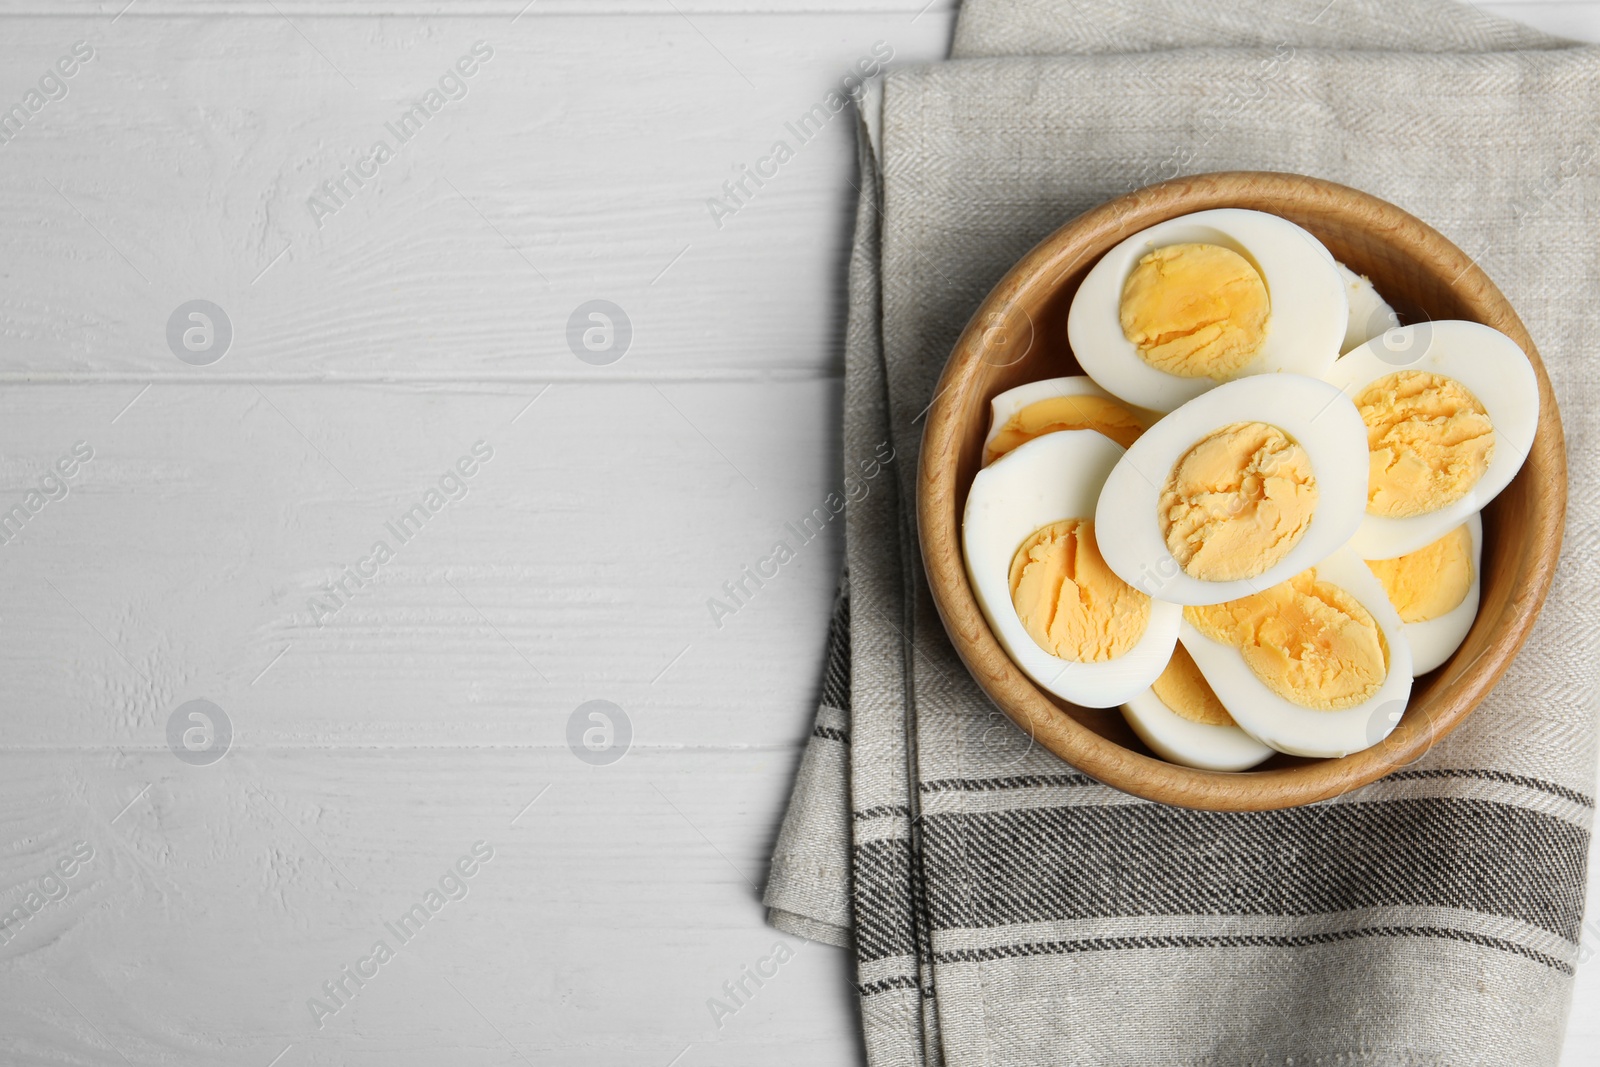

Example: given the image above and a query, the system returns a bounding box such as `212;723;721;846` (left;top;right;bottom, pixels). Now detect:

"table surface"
0;1;1594;1064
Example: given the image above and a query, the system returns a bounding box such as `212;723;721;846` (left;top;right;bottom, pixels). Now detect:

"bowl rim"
916;170;1568;812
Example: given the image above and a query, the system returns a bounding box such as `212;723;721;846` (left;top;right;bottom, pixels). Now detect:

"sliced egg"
1094;374;1369;606
983;375;1157;464
1336;262;1400;354
1179;549;1415;759
1067;208;1349;412
1121;645;1274;771
1366;513;1481;674
1325;320;1538;559
963;430;1181;708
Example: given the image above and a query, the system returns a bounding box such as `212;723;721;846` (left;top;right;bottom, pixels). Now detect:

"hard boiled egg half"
1179;549;1415;758
1336;262;1400;354
1120;644;1274;771
1365;512;1481;674
964;430;1181;708
1068;208;1349;412
1094;374;1369;606
1325;320;1538;560
983;375;1156;465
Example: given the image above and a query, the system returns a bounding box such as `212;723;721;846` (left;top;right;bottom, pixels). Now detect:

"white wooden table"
0;1;1593;1064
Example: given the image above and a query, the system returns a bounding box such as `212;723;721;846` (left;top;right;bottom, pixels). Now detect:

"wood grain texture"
0;10;955;1063
0;0;1596;1064
0;747;864;1066
0;0;1558;14
918;171;1567;812
0;14;952;382
0;379;848;745
0;0;955;11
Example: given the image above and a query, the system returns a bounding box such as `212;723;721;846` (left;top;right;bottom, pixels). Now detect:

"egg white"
1326;320;1539;559
983;375;1158;462
1094;374;1369;606
1373;512;1482;675
1121;687;1274;771
1179;549;1415;759
1336;262;1400;354
1067;208;1349;412
963;430;1181;708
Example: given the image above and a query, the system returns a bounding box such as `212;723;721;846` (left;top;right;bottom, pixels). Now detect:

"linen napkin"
763;0;1600;1063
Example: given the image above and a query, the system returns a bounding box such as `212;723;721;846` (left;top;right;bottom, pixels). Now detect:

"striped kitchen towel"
762;0;1600;1063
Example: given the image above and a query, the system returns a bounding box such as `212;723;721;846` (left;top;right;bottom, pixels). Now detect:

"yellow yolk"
1151;644;1235;727
1365;523;1474;623
1119;243;1270;379
1009;519;1152;662
985;394;1147;463
1355;370;1494;518
1159;421;1319;582
1184;569;1388;711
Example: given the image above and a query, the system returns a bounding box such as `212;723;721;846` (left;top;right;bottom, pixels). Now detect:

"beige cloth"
765;1;1600;1063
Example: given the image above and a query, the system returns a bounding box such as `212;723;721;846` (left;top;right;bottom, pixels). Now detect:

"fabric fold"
766;2;1599;1063
766;578;855;950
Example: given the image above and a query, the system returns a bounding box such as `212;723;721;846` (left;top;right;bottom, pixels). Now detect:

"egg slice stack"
962;208;1539;771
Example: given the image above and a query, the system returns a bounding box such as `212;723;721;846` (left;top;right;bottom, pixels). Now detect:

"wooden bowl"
917;171;1566;812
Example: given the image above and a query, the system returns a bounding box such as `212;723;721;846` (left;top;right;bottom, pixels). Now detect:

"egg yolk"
1151;644;1235;727
1355;370;1494;518
1009;519;1151;662
1365;523;1474;623
985;394;1146;464
1184;568;1388;711
1119;243;1270;379
1159;421;1319;582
